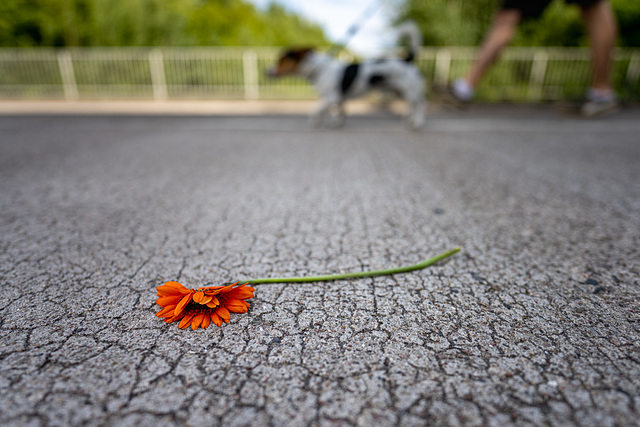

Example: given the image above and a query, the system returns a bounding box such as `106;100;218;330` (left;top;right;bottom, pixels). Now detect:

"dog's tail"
395;21;422;63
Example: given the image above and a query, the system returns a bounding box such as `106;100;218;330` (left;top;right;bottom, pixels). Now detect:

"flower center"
184;305;214;316
184;293;228;315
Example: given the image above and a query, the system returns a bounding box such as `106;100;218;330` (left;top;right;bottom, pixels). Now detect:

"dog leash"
326;0;390;57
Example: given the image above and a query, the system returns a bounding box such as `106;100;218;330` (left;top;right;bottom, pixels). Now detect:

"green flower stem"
245;247;460;285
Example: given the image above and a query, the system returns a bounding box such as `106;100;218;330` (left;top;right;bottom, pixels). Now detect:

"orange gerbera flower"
155;281;255;330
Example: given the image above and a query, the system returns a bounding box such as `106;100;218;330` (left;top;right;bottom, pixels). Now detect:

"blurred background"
0;0;639;102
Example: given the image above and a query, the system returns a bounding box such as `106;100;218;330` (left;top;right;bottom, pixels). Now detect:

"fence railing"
1;47;639;102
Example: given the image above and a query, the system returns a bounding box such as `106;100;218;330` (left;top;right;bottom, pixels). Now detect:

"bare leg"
581;0;617;91
465;9;521;88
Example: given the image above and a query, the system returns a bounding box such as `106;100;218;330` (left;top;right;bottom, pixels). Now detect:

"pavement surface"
1;105;639;426
0;100;404;116
0;100;323;116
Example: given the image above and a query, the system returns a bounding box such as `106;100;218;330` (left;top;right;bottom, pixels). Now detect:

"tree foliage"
393;0;499;46
1;0;637;48
394;0;640;47
0;0;328;47
613;0;640;47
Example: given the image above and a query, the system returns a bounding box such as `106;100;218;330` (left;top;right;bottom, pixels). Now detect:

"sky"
248;0;396;57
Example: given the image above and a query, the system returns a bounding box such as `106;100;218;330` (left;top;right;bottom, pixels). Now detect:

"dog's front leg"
310;98;333;128
329;103;346;129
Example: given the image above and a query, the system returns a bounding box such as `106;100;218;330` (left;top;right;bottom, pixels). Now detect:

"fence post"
434;49;451;88
528;50;548;101
243;50;259;100
626;51;640;86
149;49;168;101
57;50;79;101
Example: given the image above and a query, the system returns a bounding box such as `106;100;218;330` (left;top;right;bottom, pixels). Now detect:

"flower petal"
198;286;222;293
165;312;185;324
178;313;195;329
156;304;177;317
219;282;239;293
210;313;222;327
206;296;220;308
226;299;249;313
216;306;231;322
193;291;205;304
201;314;211;329
174;293;193;317
191;314;205;330
194;292;213;305
167;281;191;290
156;295;182;306
158;281;192;296
226;287;255;300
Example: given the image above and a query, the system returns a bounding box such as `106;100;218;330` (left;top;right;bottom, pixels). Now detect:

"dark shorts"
501;0;602;19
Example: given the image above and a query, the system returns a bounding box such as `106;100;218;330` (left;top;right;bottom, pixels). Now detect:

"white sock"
453;78;474;101
586;88;616;102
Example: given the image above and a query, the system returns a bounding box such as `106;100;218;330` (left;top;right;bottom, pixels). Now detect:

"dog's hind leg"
407;98;426;130
400;74;426;130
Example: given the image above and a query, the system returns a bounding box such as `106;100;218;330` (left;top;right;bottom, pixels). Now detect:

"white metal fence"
1;47;639;102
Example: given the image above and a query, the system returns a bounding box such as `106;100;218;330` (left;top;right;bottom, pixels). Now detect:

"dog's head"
267;48;314;77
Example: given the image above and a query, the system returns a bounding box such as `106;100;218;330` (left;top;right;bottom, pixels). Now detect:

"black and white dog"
268;22;426;130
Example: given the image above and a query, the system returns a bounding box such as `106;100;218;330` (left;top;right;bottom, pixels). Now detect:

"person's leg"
579;0;619;116
581;0;617;91
465;9;522;88
451;9;521;102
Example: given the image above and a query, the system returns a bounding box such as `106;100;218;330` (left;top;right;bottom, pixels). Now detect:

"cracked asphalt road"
1;107;639;426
